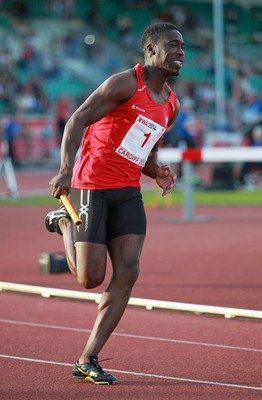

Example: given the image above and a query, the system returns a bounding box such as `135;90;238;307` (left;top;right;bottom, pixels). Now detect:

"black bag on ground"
38;251;69;273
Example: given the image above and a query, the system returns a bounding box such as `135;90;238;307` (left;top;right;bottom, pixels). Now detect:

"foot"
72;356;118;385
45;206;70;236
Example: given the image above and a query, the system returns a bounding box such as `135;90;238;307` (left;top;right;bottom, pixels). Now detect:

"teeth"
174;60;182;67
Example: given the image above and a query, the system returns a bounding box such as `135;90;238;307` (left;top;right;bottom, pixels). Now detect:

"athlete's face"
154;30;185;76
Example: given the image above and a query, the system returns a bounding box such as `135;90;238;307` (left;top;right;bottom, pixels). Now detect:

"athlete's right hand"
49;173;71;199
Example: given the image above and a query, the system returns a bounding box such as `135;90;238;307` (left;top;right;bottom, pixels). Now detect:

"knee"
76;271;105;289
114;263;140;289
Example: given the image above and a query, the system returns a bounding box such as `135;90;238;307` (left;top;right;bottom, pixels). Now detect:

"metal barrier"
158;147;262;223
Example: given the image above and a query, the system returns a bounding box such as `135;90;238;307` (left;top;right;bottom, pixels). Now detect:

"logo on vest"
132;104;146;113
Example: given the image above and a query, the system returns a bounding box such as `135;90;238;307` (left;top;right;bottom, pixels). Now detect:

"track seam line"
0;354;261;391
1;318;261;353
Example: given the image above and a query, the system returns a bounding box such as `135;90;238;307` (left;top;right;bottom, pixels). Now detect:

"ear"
146;42;156;57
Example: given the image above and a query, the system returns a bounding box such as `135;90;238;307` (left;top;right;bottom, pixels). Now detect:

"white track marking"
0;354;261;391
0;318;261;353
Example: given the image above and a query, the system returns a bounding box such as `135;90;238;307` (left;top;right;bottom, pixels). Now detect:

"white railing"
158;147;262;222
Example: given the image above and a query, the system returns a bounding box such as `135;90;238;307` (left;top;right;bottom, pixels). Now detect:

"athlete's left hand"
156;165;177;196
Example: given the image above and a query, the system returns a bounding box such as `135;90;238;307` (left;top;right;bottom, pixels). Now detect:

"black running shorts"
70;187;147;244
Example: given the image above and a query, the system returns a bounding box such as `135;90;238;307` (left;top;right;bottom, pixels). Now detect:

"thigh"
108;234;145;271
70;188;108;244
75;242;107;286
107;188;147;242
107;234;145;289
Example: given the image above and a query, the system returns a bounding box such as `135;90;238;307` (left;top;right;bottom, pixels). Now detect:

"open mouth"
174;60;183;68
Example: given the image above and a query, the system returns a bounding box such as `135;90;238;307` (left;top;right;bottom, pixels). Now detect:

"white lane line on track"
0;354;261;392
1;318;262;353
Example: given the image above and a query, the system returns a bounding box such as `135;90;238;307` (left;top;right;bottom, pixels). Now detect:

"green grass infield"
0;189;261;207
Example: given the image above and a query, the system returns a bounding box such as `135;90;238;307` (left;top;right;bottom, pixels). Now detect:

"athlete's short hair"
141;22;178;52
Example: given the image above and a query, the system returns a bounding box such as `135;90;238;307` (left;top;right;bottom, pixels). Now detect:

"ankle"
58;217;71;231
79;354;98;364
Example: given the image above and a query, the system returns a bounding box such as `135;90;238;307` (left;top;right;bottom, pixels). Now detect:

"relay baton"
60;193;82;226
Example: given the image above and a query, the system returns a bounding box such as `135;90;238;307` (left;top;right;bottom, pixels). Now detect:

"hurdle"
0;281;261;320
158;147;262;223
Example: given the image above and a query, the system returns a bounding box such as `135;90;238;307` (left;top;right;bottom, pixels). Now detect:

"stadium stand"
0;0;261;167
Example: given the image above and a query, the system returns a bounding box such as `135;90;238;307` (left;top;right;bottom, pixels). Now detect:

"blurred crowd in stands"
0;0;262;187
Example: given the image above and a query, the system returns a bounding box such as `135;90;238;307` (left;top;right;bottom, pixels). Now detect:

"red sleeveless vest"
71;64;177;189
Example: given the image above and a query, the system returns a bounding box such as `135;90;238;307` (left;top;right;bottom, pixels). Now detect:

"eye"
169;44;178;50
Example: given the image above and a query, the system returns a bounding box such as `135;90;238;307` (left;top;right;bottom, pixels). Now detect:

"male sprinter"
45;22;184;384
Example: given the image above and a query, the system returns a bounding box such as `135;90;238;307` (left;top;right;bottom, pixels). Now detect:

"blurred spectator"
239;121;262;185
172;98;203;148
162;97;204;151
18;43;35;69
197;53;214;75
55;95;72;145
225;7;239;36
64;31;79;57
0;116;22;198
157;4;196;30
40;121;55;159
241;91;262;126
52;0;75;19
16;74;50;113
171;5;196;30
115;15;139;50
11;1;29;20
2;115;23;165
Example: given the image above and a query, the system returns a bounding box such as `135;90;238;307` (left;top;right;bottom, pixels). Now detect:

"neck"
142;65;170;104
142;65;168;92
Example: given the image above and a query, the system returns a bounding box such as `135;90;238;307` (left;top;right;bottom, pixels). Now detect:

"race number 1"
116;115;165;166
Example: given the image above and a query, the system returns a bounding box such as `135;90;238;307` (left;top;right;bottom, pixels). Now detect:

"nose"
177;45;185;56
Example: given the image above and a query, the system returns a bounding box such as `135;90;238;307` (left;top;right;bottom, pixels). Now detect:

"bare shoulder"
100;67;137;103
109;67;137;85
73;67;138;124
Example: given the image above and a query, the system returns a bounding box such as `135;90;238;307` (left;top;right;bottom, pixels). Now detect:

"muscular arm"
50;69;137;198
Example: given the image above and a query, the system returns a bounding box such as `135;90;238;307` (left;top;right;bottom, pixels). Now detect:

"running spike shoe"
45;206;70;236
72;356;118;385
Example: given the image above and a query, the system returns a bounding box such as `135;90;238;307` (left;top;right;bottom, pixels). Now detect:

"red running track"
1;203;262;309
1;292;262;399
0;170;262;398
